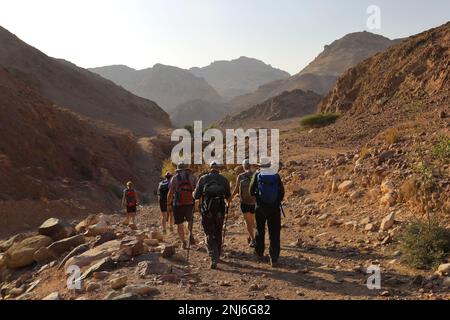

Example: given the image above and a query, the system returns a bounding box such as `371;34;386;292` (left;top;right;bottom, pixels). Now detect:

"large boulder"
6;235;53;269
75;215;99;233
65;240;121;270
38;218;75;241
86;219;110;237
380;212;396;231
48;235;86;257
0;234;28;252
33;247;56;264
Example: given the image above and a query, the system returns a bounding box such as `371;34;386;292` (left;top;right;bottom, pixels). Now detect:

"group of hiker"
122;157;284;269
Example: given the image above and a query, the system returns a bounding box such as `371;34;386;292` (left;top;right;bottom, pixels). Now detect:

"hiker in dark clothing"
167;163;197;249
158;172;174;235
250;157;285;268
194;161;232;269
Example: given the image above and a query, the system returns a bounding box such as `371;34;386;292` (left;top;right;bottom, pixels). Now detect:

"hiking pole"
221;203;230;257
280;203;286;218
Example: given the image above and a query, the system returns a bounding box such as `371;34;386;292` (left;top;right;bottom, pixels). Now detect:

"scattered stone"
93;232;117;247
81;257;116;280
137;260;172;277
437;263;450;276
93;271;110;280
161;245;177;259
380;291;390;297
43;292;62;300
6;235;53;269
378;151;395;164
111;293;140;301
264;293;275;300
150;231;164;242
65;240;121;269
120;237;147;257
144;239;160;247
86;219;110;237
338;181;354;193
380;193;396;207
33;247;56;264
381;180;395;195
296;290;305;297
124;284;159;296
350;191;364;200
365;223;377;232
75;215;99;233
318;213;330;221
58;244;90;270
86;282;101;292
0;234;27;252
158;273;180;284
38;218;75;241
380;212;396;231
48;235;86;257
0;253;8;270
110;275;128;290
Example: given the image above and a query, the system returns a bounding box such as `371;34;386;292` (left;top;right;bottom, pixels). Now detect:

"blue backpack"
257;173;279;205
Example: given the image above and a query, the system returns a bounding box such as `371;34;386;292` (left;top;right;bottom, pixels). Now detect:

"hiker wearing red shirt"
121;181;140;228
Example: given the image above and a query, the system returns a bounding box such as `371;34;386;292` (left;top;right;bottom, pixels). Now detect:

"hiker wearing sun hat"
250;157;285;268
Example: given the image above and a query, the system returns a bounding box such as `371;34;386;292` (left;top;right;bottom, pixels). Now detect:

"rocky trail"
1;141;449;300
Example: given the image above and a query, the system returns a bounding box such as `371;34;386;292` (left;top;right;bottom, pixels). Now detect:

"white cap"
242;159;250;168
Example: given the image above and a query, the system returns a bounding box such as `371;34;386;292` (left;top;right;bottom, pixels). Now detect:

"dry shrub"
384;128;401;145
400;178;418;201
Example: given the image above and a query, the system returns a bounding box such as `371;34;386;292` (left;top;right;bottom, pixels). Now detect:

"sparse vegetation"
400;218;450;269
432;136;450;163
299;113;340;128
359;146;371;160
161;159;177;178
384;128;401;145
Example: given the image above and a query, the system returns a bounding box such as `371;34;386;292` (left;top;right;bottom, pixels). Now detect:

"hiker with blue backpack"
250;157;285;268
158;172;174;235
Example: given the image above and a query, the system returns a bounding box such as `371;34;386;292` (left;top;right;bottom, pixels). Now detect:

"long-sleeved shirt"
249;169;285;206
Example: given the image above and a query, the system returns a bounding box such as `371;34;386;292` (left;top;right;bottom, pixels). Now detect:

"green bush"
399;218;450;269
432;136;450;163
299;113;340;128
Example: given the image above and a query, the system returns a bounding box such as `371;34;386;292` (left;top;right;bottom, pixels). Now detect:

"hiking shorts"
126;206;137;214
173;205;194;225
241;203;256;214
159;201;168;213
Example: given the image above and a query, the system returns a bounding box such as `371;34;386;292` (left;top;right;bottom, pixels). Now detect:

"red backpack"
174;173;194;207
125;189;137;207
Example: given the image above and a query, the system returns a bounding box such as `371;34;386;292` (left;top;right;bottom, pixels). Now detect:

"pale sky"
1;0;449;74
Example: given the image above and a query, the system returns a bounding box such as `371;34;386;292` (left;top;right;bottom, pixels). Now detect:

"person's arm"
167;180;175;209
231;175;240;198
193;177;204;200
250;172;258;197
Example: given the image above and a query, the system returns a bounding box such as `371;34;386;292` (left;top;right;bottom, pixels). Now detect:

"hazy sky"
1;0;449;74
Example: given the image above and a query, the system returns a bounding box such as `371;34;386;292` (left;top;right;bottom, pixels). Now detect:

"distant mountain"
190;56;290;99
220;90;322;127
0;27;170;137
170;99;230;128
229;32;399;114
90;64;222;113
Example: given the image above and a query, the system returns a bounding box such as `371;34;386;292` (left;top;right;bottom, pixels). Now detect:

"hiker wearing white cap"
250;157;285;268
193;161;232;269
167;163;197;249
232;159;257;248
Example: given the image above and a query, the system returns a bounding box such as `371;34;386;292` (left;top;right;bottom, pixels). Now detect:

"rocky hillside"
170;99;230;128
0;67;164;235
229;32;398;114
312;22;449;145
0;27;170;137
190;56;290;99
221;90;322;127
90;64;222;113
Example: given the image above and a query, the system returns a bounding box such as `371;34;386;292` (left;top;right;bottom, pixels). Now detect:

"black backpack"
158;179;170;201
202;175;226;214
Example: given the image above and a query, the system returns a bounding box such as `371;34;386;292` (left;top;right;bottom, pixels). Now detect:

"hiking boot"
182;241;188;250
189;236;196;245
162;229;167;235
129;224;137;230
270;258;279;268
247;237;251;245
249;239;256;248
169;226;174;233
210;260;218;270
